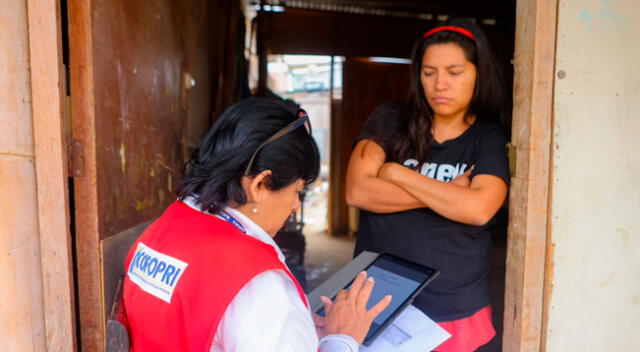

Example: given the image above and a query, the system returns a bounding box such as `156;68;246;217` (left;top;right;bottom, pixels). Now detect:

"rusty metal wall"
91;0;201;238
70;0;245;349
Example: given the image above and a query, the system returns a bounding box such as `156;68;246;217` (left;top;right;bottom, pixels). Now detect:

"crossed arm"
345;139;507;226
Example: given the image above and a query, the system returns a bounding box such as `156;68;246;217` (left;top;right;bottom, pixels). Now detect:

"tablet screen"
316;253;437;344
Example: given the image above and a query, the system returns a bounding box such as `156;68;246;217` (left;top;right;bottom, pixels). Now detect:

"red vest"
123;201;308;352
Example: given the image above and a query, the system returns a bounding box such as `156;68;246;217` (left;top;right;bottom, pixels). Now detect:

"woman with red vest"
346;18;509;351
123;98;391;351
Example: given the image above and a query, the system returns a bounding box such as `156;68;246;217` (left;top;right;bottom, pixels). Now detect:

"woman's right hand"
320;271;392;345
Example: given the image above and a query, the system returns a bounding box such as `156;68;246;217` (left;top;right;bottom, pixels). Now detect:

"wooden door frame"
503;0;557;350
58;0;558;349
68;0;104;350
26;0;77;350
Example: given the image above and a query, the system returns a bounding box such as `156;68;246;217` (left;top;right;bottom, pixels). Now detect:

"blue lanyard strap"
218;210;246;234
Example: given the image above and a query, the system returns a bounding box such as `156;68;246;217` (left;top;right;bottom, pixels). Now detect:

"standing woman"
346;18;509;351
123;98;391;351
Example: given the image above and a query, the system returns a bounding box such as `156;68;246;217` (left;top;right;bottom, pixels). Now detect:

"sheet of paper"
360;305;451;352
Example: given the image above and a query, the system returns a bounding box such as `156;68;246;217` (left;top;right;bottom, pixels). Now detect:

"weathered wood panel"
69;0;102;348
27;0;77;350
545;0;640;350
0;1;46;350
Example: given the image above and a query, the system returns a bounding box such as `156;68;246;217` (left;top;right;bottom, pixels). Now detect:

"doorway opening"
267;54;340;237
251;3;516;351
265;54;353;290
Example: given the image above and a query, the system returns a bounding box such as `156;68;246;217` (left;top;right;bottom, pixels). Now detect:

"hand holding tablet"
318;271;392;344
314;253;439;346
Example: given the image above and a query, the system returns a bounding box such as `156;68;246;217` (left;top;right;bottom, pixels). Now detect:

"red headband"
423;26;475;40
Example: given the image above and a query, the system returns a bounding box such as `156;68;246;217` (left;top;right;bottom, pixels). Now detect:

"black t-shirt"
354;102;509;321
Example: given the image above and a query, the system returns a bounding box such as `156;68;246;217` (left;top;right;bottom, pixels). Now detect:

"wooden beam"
26;0;77;350
503;0;557;350
68;0;104;350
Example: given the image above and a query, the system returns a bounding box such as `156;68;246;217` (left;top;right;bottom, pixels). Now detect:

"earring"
251;207;259;214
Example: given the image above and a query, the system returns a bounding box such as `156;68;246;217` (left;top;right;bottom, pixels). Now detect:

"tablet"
315;253;439;346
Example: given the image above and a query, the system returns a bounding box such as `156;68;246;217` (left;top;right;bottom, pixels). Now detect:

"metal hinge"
69;139;85;177
506;142;516;177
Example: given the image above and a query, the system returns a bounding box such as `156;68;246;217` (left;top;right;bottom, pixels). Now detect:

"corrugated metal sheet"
249;0;515;22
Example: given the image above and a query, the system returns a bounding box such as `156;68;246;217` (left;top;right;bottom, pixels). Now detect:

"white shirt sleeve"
319;334;359;352
210;269;359;352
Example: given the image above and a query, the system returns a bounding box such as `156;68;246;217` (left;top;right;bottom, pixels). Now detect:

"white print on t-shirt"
403;159;469;182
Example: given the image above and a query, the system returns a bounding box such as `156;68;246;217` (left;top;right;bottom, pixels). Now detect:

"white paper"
360;305;451;352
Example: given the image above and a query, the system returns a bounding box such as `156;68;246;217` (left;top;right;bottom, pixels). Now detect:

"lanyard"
218;210;246;234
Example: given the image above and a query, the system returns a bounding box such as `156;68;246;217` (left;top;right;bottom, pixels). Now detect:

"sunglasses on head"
243;109;312;176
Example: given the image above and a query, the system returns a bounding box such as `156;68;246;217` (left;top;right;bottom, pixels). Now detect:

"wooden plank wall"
0;1;48;350
27;0;77;350
544;0;640;349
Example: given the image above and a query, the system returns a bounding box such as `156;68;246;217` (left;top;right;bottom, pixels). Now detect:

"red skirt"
433;305;495;352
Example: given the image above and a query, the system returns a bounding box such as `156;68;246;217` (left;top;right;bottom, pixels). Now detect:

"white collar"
182;196;287;264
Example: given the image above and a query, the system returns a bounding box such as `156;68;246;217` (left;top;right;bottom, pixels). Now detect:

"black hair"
380;18;506;163
177;97;320;214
